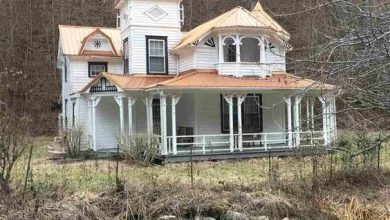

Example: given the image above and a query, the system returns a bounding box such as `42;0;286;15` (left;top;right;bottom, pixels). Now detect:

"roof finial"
252;1;264;12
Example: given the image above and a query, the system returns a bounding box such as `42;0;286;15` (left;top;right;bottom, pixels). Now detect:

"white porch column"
310;98;315;131
127;97;136;135
90;97;101;151
218;35;224;63
332;96;337;141
143;96;154;136
293;95;303;146
306;99;310;132
237;95;247;152
319;96;330;146
236;35;241;63
260;37;266;64
114;96;125;134
160;94;168;155
284;97;293;148
171;95;181;155
88;99;92;135
224;95;234;152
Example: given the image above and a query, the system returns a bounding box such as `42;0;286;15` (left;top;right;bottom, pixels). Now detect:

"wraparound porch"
77;88;337;161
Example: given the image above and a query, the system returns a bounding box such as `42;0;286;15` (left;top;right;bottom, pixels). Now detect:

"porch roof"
80;70;335;94
80;72;174;93
146;70;335;91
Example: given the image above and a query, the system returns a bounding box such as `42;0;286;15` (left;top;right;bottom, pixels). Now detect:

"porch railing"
165;131;328;156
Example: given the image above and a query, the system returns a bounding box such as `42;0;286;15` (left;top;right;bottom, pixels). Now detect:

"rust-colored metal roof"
172;2;289;52
80;73;174;93
59;25;121;56
146;70;335;90
80;70;335;93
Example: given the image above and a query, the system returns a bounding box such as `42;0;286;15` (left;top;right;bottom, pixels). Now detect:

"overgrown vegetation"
119;134;160;166
0;109;29;192
60;126;86;158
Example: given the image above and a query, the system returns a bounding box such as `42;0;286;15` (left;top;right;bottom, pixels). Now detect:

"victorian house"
57;0;338;161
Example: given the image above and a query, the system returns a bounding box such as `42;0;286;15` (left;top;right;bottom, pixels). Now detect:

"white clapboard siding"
194;46;218;69
267;46;286;72
130;0;181;28
69;57;123;93
178;51;194;72
95;97;121;150
262;93;286;143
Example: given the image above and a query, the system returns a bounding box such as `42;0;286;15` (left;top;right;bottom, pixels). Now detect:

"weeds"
119;134;159;166
60;126;85;158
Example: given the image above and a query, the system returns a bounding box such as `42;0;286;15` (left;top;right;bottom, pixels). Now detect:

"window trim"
88;62;108;78
64;58;68;82
220;94;263;134
146;36;168;75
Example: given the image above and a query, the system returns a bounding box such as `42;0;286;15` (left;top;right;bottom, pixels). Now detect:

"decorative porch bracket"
223;94;235;152
171;95;182;155
90;96;101;151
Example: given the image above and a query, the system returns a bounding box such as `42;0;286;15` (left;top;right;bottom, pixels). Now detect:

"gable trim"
78;28;119;57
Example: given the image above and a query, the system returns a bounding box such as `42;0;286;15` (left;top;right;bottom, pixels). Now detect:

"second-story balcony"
217;34;273;77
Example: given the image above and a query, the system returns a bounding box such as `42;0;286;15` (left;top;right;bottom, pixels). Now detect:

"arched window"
240;37;261;62
223;37;236;62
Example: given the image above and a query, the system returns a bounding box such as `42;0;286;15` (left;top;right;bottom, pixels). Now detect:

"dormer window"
146;36;168;74
88;62;107;77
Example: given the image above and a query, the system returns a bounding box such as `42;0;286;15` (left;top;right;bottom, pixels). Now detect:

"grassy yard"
5;135;390;219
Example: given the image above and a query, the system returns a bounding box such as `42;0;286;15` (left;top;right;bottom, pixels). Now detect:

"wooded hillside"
0;0;387;135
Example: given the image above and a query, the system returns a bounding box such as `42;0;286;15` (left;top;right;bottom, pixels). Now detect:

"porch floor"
161;145;325;163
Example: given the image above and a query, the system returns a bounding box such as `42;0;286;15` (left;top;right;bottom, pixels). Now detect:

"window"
146;36;168;74
221;94;263;133
72;102;76;128
88;62;107;77
223;37;236;62
152;99;161;134
123;38;129;74
240;38;261;62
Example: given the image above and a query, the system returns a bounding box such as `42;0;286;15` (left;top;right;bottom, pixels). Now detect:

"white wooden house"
57;0;338;161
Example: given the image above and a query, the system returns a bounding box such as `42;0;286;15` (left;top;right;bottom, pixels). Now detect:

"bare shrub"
0;110;30;191
119;134;159;166
61;126;85;158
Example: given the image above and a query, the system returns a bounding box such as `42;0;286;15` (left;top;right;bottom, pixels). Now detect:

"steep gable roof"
59;25;121;56
251;2;290;37
172;1;289;52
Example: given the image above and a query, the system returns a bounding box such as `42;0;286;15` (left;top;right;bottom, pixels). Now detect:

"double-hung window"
88;62;107;77
146;36;168;74
221;94;263;133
